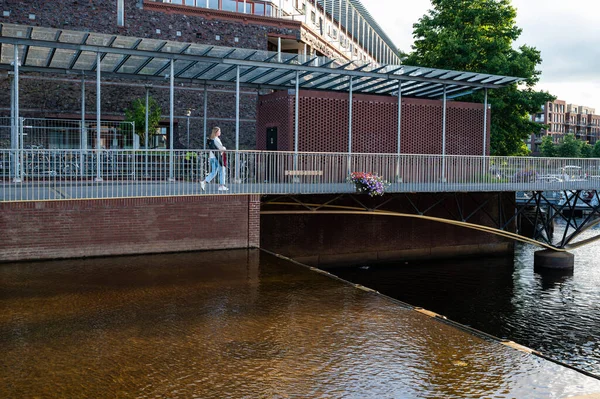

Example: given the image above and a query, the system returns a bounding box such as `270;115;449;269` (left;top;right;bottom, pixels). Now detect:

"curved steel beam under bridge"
262;191;600;251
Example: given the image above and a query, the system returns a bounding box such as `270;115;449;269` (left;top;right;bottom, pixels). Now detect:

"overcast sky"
361;0;600;109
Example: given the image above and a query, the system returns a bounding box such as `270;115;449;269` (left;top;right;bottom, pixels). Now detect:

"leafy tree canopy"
124;96;162;147
404;0;554;156
557;133;582;158
539;135;557;157
593;141;600;158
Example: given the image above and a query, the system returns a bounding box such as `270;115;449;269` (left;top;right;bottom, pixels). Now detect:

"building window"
117;0;125;26
254;3;265;15
222;0;236;12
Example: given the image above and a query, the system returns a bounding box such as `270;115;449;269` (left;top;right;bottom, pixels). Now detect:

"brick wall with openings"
0;0;301;150
260;192;515;267
256;90;491;155
0;195;260;262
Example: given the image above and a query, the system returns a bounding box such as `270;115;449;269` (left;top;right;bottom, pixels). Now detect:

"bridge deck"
2;149;600;201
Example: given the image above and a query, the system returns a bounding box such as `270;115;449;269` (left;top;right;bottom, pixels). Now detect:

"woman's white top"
209;137;226;159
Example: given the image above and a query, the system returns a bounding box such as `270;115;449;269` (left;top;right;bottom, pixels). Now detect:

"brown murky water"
1;249;600;398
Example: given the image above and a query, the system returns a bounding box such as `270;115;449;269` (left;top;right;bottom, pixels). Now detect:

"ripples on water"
331;222;600;378
1;249;600;398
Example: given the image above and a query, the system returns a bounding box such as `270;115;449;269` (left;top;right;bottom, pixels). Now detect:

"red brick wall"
256;90;492;155
0;195;260;262
0;0;302;150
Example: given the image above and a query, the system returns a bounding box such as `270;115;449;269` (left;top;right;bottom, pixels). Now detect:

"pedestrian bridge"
1;149;599;201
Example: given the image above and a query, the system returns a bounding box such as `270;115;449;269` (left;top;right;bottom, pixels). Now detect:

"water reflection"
331;223;600;378
1;250;600;398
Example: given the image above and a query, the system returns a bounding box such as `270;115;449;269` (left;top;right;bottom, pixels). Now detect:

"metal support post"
95;52;102;181
145;85;149;178
277;37;282;63
13;46;22;182
347;76;353;175
169;58;175;181
483;87;488;177
235;65;240;182
186;110;191;148
81;75;87;176
203;84;208;150
442;85;447;183
294;70;300;173
396;81;402;182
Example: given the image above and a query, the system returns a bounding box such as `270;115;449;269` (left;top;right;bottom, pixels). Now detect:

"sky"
361;0;600;110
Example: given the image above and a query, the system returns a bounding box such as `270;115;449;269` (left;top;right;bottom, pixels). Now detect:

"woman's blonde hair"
210;126;221;139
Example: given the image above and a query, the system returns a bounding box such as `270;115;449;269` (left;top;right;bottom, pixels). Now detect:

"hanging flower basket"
348;172;390;197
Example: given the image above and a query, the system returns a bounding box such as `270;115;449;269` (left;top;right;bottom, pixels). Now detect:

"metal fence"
0;117;135;150
2;149;600;202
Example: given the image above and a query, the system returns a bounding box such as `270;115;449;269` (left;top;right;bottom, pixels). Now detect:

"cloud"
361;0;600;108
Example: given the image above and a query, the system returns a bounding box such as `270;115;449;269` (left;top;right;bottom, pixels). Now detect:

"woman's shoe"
200;180;206;191
218;185;229;191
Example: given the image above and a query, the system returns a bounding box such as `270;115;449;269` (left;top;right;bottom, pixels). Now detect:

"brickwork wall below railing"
0;195;260;262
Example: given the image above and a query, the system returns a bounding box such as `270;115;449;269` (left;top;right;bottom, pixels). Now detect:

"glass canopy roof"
0;23;522;99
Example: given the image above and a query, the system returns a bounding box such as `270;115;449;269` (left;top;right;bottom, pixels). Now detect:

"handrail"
1;148;599;201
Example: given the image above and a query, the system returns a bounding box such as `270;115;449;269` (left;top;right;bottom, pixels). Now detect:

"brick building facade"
257;90;491;155
1;0;491;154
0;0;303;149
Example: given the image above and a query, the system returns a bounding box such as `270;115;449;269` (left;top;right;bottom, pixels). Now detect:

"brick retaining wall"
0;195;261;262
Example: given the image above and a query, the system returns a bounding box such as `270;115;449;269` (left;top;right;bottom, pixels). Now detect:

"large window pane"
222;0;236;11
209;0;219;9
254;3;265;15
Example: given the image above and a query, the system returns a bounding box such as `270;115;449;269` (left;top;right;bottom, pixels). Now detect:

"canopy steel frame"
0;23;522;100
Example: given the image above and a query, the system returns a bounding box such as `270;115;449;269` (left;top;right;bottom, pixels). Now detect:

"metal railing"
1;149;600;202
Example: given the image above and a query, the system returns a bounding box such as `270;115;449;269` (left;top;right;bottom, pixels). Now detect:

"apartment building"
529;99;600;154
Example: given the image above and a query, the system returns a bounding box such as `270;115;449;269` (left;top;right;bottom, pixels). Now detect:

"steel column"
442;85;447;182
145;85;149;177
13;45;22;182
347;76;353;175
203;84;208;150
396;81;402;182
483;88;488;156
95;52;102;181
235;65;240;182
169;58;174;181
294;70;300;155
81;75;87;176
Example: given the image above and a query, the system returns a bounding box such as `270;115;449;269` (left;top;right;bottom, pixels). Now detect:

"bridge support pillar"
534;249;574;270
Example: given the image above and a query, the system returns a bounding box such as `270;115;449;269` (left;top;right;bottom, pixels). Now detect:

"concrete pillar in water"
534;249;574;270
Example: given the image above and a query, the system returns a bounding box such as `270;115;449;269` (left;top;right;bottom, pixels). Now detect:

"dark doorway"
266;127;277;150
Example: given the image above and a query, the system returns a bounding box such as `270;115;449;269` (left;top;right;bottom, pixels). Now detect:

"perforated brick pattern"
257;90;490;155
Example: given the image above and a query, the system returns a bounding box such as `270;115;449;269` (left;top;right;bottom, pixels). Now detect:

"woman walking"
201;126;228;191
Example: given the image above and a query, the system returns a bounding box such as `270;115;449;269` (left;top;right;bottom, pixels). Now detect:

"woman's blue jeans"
205;157;225;185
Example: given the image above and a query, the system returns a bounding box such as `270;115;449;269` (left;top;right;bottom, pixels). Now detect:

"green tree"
539;135;557;157
124;96;162;147
593;141;600;158
404;0;555;156
557;134;581;158
580;142;593;158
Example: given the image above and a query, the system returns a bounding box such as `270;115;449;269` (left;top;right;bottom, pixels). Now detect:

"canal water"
1;249;600;398
330;222;600;378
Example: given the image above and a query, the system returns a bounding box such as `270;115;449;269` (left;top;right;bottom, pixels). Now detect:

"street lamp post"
185;108;192;148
